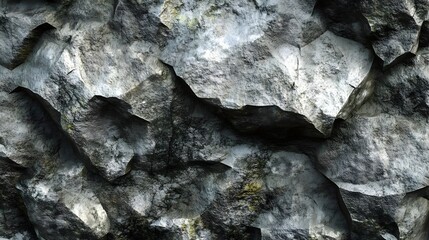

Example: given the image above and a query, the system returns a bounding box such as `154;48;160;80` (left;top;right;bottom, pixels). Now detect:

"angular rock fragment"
317;46;429;239
0;86;110;239
0;1;58;70
316;0;371;44
318;48;429;196
161;0;374;137
70;96;155;181
318;0;429;66
10;21;175;179
319;113;429;196
339;189;429;239
251;152;348;240
360;0;429;66
0;21;54;70
93;166;233;239
0;158;36;239
395;190;429;240
19;166;110;240
0;89;61;168
419;21;429;48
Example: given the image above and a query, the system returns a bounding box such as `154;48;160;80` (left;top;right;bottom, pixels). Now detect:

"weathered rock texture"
0;0;428;240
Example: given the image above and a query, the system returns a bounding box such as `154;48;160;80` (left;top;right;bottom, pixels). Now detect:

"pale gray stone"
160;0;374;137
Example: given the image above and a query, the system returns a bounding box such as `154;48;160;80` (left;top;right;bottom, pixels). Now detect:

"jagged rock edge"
161;61;330;140
4;23;56;70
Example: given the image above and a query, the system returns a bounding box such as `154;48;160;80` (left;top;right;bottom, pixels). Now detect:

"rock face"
317;49;429;239
0;0;428;240
160;0;374;137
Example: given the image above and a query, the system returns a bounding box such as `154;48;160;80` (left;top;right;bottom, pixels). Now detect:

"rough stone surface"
0;0;428;240
0;158;36;240
318;49;429;196
0;2;58;70
160;0;374;137
317;48;429;239
251;152;348;240
319;0;429;67
360;0;429;66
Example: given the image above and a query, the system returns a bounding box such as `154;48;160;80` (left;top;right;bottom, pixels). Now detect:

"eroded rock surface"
160;0;374;137
0;158;36;240
0;0;428;239
317;47;429;239
0;1;59;70
251;152;348;240
318;49;429;196
319;0;429;67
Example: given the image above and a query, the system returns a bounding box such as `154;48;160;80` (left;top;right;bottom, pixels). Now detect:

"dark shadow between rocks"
70;95;154;181
9;86;109;181
339;190;401;240
5;87;106;239
334;181;353;240
5;23;55;70
314;0;372;45
213;105;326;140
382;51;416;70
10;86;61;125
0;157;37;239
161;62;328;144
419;21;429;49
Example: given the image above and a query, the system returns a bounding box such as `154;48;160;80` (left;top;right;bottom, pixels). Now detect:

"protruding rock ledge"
160;0;374;138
